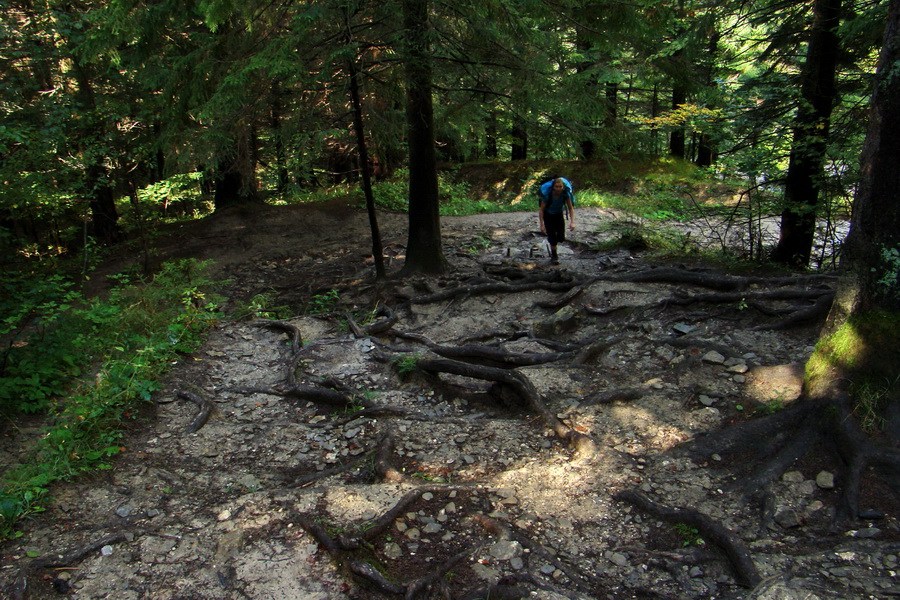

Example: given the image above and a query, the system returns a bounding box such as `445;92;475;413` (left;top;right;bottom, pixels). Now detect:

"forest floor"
2;198;899;600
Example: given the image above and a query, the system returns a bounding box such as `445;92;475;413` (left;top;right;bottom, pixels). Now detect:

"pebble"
702;351;726;364
489;540;523;560
115;505;134;518
815;471;835;489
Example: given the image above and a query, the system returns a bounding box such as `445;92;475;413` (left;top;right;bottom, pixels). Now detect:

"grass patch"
0;259;221;538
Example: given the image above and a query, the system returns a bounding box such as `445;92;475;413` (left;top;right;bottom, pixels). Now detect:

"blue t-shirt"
540;179;574;215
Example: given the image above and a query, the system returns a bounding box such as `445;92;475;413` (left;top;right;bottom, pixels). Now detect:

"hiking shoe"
551;257;560;265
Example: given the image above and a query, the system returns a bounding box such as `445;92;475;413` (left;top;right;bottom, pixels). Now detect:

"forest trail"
2;202;896;600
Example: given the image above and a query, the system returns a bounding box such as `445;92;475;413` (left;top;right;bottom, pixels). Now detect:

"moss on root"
805;310;900;426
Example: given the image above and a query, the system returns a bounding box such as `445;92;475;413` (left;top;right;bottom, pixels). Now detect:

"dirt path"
2;204;897;600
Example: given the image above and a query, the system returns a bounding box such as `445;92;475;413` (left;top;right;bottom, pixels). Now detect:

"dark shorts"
545;211;565;246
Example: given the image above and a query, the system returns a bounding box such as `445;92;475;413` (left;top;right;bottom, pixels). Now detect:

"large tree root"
11;532;135;600
614;489;761;588
606;266;837;292
416;357;596;457
295;485;478;598
390;329;623;369
685;395;900;523
408;278;589;306
174;390;213;434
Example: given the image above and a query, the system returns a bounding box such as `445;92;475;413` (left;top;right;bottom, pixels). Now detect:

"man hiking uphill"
538;176;576;265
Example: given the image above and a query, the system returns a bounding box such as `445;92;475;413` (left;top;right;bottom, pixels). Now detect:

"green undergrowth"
0;259;221;539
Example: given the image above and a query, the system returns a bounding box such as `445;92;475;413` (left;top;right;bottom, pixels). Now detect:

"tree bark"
772;0;842;267
809;0;900;398
400;0;448;275
345;11;386;280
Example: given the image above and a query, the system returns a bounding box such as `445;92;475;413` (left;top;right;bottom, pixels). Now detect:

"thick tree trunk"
86;164;119;244
400;0;448;275
511;117;528;160
772;0;842;267
669;83;687;159
808;0;900;398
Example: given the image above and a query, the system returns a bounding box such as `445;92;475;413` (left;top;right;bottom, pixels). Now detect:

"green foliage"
875;246;900;297
673;523;705;547
392;355;420;379
232;291;291;321
593;219;696;256
307;289;340;315
462;231;494;254
0;259;220;539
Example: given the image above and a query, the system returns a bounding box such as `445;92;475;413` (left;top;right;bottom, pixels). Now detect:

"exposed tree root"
751;290;835;330
606;266;837;292
252;319;302;354
581;387;645;406
614;489;761;588
390;329;622;369
685;395;900;523
175;390;213;434
12;532;134;600
285;456;369;488
296;485;478;597
408;278;588;306
374;430;405;483
534;279;597;309
416;357;596;457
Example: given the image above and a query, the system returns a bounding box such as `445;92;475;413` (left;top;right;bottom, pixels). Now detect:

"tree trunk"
808;0;900;400
86;164;120;244
400;0;448;275
772;0;842;268
345;11;386;280
511;116;528;160
669;83;687;159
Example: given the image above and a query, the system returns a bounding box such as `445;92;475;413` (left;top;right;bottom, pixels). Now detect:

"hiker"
538;177;575;265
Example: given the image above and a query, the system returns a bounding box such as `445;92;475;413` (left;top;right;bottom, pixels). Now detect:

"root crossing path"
3;206;898;600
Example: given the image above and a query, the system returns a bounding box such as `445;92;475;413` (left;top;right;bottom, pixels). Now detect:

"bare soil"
2;201;898;600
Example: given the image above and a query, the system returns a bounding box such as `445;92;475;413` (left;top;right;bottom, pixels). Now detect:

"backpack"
537;175;574;208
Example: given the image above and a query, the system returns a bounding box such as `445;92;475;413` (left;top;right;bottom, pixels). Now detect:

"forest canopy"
0;0;889;266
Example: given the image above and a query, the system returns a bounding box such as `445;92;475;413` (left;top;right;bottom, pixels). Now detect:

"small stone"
673;323;698;335
702;351;726;365
217;509;232;522
115;505;133;518
699;395;716;407
608;552;629;567
384;542;403;559
100;545;114;556
732;374;747;383
853;527;882;539
510;557;524;570
774;506;802;529
423;523;442;534
816;471;835;489
422;492;434;501
689;566;704;578
782;470;805;483
727;363;749;374
444;502;457;514
405;528;421;540
472;563;499;580
489;540;523;560
540;564;556;575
